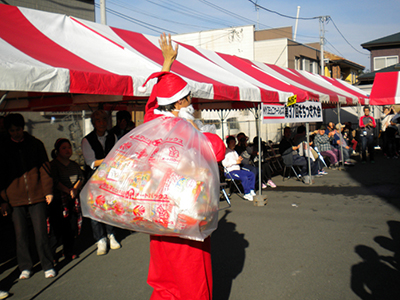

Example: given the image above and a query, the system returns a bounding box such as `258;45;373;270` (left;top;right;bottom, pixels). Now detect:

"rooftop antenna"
100;0;107;25
293;6;300;41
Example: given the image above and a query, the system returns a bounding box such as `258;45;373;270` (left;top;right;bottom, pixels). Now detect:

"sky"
94;0;400;72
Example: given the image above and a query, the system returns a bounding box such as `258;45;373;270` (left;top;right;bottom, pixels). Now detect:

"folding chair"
267;141;283;173
282;162;303;182
223;167;244;196
219;182;231;210
314;146;327;168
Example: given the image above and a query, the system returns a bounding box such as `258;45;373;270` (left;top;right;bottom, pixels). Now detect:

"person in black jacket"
81;110;121;255
279;126;318;177
0;113;55;279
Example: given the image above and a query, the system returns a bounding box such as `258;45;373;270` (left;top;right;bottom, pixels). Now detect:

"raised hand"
160;33;178;72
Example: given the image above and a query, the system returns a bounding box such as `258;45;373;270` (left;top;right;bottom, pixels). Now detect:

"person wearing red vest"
359;106;376;163
140;33;225;300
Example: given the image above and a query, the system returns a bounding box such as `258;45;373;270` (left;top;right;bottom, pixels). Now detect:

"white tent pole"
306;122;312;185
337;102;344;168
220;110;224;140
82;110;86;137
258;104;262;195
0;91;8;108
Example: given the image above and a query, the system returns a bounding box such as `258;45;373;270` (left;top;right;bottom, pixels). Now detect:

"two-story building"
361;32;400;72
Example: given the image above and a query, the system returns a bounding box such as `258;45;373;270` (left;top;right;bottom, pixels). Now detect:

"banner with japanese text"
262;101;322;124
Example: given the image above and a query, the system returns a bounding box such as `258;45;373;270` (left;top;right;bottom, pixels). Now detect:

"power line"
325;39;345;58
108;0;216;30
329;17;369;56
197;0;318;39
198;0;260;25
104;0;319;43
94;3;175;34
144;0;233;28
247;0;319;20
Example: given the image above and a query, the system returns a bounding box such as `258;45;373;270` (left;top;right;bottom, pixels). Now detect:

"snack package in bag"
80;116;220;241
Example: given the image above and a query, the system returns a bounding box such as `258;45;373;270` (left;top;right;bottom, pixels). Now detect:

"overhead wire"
325;39;345;58
329;17;369;56
101;0;319;42
144;0;233;28
197;0;318;38
247;0;319;20
94;3;175;33
246;1;368;58
107;0;216;30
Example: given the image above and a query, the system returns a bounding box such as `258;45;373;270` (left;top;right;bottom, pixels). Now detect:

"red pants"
147;235;212;300
351;140;358;151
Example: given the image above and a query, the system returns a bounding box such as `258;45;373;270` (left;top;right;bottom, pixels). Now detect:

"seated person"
235;133;260;185
110;110;133;140
279;127;319;177
386;120;399;159
325;122;335;135
313;125;339;167
344;122;357;152
222;136;256;201
293;125;307;145
334;123;354;165
250;136;276;188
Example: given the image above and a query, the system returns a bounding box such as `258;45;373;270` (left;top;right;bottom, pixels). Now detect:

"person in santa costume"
139;33;225;300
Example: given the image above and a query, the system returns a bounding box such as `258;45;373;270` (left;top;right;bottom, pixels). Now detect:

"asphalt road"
1;153;399;300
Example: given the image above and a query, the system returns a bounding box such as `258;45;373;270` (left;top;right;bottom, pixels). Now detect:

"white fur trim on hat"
138;85;147;93
157;84;190;106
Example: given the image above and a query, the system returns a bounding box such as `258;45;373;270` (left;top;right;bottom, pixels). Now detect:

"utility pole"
319;16;329;75
100;0;107;25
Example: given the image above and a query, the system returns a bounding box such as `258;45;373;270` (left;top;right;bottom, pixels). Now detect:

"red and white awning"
0;4;368;111
369;72;400;105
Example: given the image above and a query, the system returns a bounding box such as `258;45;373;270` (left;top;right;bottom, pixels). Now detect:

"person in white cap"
333;123;354;166
139;33;225;300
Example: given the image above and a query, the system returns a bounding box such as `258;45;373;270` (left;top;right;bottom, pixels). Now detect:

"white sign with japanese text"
262;101;322;124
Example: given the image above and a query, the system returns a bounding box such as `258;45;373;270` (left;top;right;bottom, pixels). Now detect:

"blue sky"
95;0;400;71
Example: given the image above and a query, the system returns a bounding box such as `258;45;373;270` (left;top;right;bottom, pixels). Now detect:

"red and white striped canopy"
369;71;400;105
0;4;368;111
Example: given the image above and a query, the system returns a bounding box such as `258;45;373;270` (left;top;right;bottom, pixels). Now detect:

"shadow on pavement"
351;220;400;299
345;152;400;211
276;152;400;211
0;215;132;291
211;210;249;300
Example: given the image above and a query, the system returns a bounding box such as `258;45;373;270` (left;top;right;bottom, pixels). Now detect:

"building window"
299;58;319;73
374;55;399;71
295;57;300;70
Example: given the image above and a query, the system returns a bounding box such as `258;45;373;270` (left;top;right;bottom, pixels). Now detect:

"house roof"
324;52;365;70
358;63;400;81
361;32;400;49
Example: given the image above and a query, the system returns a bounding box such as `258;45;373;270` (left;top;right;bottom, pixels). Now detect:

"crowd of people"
222;133;277;201
221;105;400;194
0;31;399;299
0;109;135;298
0;32;226;300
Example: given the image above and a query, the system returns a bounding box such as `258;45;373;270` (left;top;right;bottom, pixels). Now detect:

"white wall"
173;25;255;60
254;38;288;67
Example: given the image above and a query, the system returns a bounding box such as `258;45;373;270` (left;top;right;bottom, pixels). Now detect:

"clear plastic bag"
80;116;220;241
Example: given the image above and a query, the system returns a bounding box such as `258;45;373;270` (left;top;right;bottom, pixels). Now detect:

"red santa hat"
138;72;191;106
